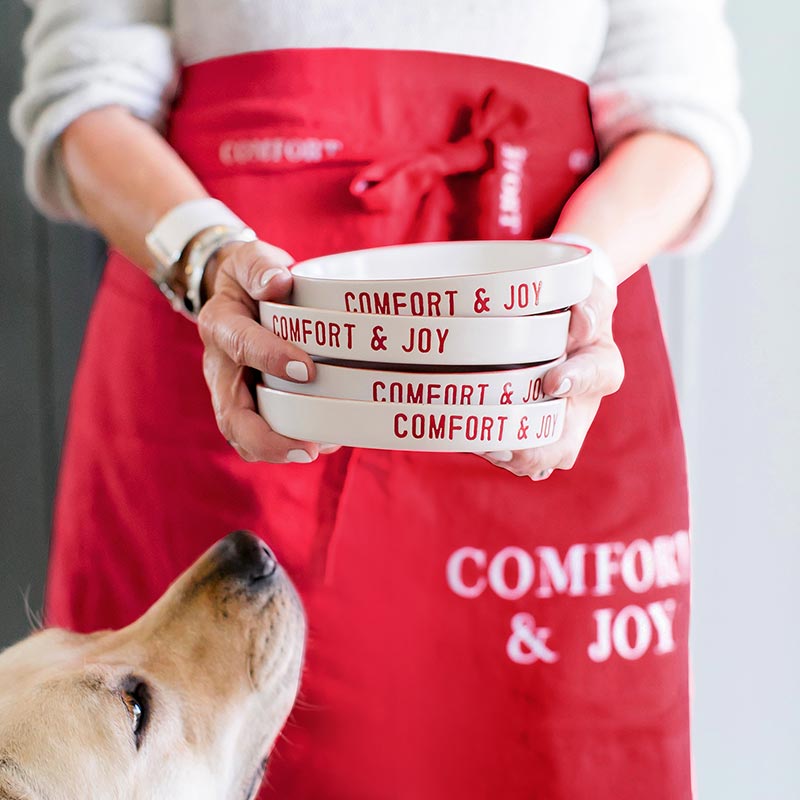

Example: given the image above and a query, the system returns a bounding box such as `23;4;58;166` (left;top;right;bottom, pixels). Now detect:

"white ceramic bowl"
257;386;565;452
260;301;570;366
263;358;563;405
290;239;593;317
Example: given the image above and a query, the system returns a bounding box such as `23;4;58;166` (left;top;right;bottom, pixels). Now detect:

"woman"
11;1;748;798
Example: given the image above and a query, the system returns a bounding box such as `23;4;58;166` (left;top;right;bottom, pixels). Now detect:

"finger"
198;292;315;382
523;397;599;474
317;443;343;455
226;405;319;463
544;343;624;399
203;346;318;463
568;279;617;349
479;448;553;478
481;446;562;478
478;451;527;477
480;395;600;477
531;469;554;482
220;239;296;302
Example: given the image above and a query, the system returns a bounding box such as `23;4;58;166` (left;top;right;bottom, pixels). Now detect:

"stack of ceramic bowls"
256;240;593;452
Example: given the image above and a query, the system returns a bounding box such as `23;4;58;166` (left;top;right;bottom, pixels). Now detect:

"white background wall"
651;1;799;796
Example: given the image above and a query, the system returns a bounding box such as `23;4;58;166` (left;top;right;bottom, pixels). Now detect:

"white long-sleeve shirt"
10;0;750;252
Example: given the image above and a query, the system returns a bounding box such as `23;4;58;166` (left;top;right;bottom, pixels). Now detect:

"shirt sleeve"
9;0;179;223
590;0;751;253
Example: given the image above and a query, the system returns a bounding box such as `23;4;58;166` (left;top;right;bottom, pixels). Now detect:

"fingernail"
486;450;513;462
286;361;309;382
584;305;597;338
287;450;314;464
318;443;340;454
531;469;554;482
553;378;572;396
260;268;285;288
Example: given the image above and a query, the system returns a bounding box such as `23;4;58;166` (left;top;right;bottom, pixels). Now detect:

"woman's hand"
479;277;624;479
198;239;338;463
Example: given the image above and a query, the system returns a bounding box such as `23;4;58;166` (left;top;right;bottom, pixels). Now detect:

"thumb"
223;240;296;301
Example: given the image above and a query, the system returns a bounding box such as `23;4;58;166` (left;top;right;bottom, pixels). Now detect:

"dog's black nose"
215;531;278;584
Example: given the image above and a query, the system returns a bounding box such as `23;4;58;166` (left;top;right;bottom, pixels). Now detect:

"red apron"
49;49;692;799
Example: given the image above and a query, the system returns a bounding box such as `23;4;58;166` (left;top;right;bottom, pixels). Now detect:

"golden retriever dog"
0;531;306;800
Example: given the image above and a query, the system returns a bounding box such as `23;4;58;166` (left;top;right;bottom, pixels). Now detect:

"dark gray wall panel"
0;5;101;650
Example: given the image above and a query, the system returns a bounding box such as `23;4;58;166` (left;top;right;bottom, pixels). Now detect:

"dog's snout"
215;531;278;585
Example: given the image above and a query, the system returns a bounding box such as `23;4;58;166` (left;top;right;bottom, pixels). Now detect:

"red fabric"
48;49;692;799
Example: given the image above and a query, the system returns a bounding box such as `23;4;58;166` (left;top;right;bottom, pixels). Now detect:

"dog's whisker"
20;586;44;633
290;685;326;712
290;697;324;712
260;770;277;793
259;724;296;759
277;729;299;748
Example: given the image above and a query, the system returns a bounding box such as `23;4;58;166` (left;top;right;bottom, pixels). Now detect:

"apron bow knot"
349;89;532;239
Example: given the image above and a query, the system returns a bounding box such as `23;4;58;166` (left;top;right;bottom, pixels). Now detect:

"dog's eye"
120;679;150;746
122;691;142;734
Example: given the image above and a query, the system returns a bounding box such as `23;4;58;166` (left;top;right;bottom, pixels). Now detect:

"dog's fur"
0;532;306;800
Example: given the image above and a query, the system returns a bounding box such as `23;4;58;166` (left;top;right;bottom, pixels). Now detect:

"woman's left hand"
479;277;624;479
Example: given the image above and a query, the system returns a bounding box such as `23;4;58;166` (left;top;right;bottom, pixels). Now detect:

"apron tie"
349;88;533;240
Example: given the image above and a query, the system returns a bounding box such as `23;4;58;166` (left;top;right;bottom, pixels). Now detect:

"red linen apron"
48;49;692;799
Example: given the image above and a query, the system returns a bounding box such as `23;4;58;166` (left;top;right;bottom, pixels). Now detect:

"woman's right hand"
197;239;335;463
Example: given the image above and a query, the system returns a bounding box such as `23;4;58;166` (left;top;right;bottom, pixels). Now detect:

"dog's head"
0;531;306;800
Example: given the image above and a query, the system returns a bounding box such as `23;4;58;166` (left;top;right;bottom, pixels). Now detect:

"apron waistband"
168;48;598;242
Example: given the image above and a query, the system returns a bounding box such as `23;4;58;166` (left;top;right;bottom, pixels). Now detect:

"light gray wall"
1;1;797;798
650;1;800;797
